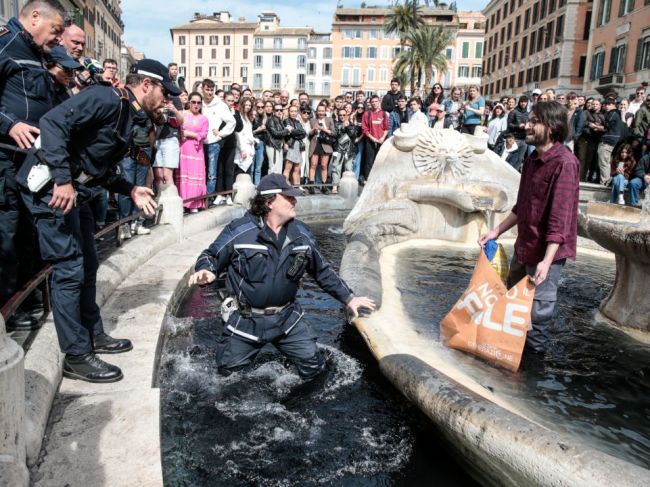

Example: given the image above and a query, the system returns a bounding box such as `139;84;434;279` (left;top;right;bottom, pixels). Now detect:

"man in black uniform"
17;59;181;382
189;174;375;379
0;0;65;329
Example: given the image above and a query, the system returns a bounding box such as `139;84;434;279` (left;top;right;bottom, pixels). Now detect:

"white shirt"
409;110;429;126
202;96;235;145
629;100;644;115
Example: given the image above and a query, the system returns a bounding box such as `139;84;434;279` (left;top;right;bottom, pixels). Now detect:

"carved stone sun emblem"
412;128;474;181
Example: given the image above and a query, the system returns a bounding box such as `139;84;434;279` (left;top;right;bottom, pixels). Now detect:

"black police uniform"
195;212;354;379
0;18;56;307
16;84;145;355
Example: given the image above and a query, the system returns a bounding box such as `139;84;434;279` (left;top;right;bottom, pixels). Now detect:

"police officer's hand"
9;122;40;149
188;270;216;286
347;296;376;318
49;183;76;215
130;186;158;216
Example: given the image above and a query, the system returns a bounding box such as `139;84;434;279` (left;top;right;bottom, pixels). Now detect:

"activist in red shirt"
360;94;389;184
479;101;579;353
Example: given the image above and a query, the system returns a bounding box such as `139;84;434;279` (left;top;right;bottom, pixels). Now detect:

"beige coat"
308;117;336;156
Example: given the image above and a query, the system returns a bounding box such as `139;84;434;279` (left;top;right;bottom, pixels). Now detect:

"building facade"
481;0;591;99
93;0;123;64
306;33;333;100
583;0;650;97
454;11;486;90
170;11;256;92
330;7;467;97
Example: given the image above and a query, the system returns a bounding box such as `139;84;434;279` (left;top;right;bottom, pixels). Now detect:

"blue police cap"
130;59;182;97
257;174;303;197
48;46;82;70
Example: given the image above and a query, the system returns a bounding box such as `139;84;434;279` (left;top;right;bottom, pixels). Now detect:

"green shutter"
475;42;483;58
634;37;643;70
462;42;469;58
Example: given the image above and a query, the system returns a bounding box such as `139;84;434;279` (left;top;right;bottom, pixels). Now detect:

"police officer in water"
0;0;65;329
189;174;376;380
16;59;181;383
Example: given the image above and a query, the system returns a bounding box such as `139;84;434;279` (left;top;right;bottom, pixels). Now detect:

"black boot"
92;332;133;354
6;310;41;331
63;353;123;383
321;185;330;195
308;181;316;195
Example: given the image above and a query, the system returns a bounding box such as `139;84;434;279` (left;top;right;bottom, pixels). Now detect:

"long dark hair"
531;101;569;143
425;83;445;107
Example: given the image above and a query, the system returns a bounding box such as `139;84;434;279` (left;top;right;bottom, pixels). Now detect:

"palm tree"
384;0;424;50
393;25;452;93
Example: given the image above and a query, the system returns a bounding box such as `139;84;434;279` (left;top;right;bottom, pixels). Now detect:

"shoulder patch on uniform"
131;100;142;111
0;25;10;37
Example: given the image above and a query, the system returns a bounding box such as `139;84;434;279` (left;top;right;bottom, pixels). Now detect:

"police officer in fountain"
189;174;376;380
0;0;65;330
16;59;182;383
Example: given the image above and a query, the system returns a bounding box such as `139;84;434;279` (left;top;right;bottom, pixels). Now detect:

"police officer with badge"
189;174;375;380
17;59;181;383
0;0;65;329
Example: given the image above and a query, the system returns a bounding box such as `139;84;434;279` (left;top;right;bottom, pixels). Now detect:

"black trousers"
21;187;103;354
0;155;40;306
216;145;237;193
362;140;381;180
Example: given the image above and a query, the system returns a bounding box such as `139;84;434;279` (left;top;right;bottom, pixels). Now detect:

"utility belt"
221;296;293;321
25;149;96;193
129;145;152;166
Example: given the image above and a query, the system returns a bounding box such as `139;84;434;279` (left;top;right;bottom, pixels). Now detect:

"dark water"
159;222;478;487
396;246;650;469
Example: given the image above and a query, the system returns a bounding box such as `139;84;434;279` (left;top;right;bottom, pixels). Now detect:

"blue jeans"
205;142;221;193
353;142;363;179
118;151;149;218
610;175;645;206
89;188;108;226
249;140;265;185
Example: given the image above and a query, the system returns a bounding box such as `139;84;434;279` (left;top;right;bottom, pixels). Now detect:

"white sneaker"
190;208;199;213
226;196;233;206
212;195;225;206
332;185;338;194
618;194;625;205
119;223;132;240
133;222;151;235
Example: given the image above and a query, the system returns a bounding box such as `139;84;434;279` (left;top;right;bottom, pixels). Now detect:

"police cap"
130;59;182;96
47;46;83;70
258;174;303;197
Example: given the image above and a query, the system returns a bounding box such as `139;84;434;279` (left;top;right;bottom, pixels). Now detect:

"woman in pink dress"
176;92;209;212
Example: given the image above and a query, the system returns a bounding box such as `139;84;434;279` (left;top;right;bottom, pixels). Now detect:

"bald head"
19;0;65;52
61;23;85;60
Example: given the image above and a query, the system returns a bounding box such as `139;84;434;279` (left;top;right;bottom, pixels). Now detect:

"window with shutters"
521;36;527;58
254;55;263;68
272;73;281;89
272;55;281;68
597;0;611;26
529;31;536;55
179;35;186;46
307;63;316;75
458;65;469;77
472;66;483;78
322;63;331;76
367;47;377;58
273;38;282;49
253;73;263;89
609;44;626;73
180;48;186;64
225;49;230;59
224;36;231;45
211;49;216;59
209;65;217;77
296;74;306;90
298;38;307;49
195;66;202;77
196;35;204;45
197;48;202;60
635;32;650;71
515;16;520;35
475;42;483;59
545;21;554;48
255;37;263;49
209;35;218;45
367;67;375;82
524;9;530;29
297;55;306;69
223;66;230;78
243;49;248;59
323;47;332;59
243;35;249;46
618;0;634;16
322;82;330;96
556;15;564;39
462;42;469;58
550;58;560;78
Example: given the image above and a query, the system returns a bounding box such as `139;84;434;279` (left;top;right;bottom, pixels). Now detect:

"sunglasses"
152;81;169;98
274;109;283;112
189;100;202;105
256;106;264;109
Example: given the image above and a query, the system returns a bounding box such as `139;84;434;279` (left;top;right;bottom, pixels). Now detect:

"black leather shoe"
6;311;41;331
321;186;330;195
92;332;133;354
63;353;123;383
307;182;316;195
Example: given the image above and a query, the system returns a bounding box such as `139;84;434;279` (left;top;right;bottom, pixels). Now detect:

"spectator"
153;68;184;191
176;92;209;213
632;94;650;145
101;58;119;87
344;102;353;117
629;87;646;115
609;144;638;205
582;98;605;182
487;103;507;152
566;93;582;152
262;90;273;101
250;99;267;185
280;90;290;109
266;103;288;175
352;102;366;179
408;97;429;126
506;96;516;114
529;88;542;111
273;91;282;105
461;85;485;135
242;88;253;100
424;83;445;120
596;98;625;184
507;95;529;161
389;95;409;136
331;108;355;193
235;98;257;179
299;104;313;185
308;104;336;194
215;92;244;206
356;90;368;110
45;45;81;104
202;78;235;197
215;89;225;100
629;151;650;206
538;93;549;102
361;95;389;185
298;92;310;107
118;101;154;238
431;105;452;130
619;98;634;128
344;91;353;104
381;78;403;113
168;63;179;88
443;87;463;130
557;93;566;106
499;132;521;169
545;88;556;101
179;89;189;108
60;22;85;60
282;105;307;188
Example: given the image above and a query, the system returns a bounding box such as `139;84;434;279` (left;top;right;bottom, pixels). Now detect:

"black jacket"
18;85;145;196
283;117;306;146
0;18;57;154
632;153;650;180
507;106;529;139
381;91;403;113
195;211;353;309
221;111;243;149
601;109;625;146
266;115;288;150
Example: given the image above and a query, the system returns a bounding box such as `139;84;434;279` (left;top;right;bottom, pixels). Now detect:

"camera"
75;57;108;87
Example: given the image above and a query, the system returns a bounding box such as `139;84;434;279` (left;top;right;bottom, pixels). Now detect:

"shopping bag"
440;247;536;372
483;239;509;283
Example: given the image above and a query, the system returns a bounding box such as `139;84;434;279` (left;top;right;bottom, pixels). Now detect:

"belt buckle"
264;308;275;316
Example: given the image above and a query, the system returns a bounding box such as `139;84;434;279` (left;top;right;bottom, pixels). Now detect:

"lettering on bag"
455;281;527;337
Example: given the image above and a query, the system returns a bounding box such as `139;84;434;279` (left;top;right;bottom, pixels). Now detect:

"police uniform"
195;211;354;379
16;84;146;355
0;18;57;308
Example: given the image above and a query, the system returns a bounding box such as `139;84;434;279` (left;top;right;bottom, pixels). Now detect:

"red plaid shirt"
512;142;579;265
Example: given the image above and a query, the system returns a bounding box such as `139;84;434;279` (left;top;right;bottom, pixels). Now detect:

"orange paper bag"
440;248;536;372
